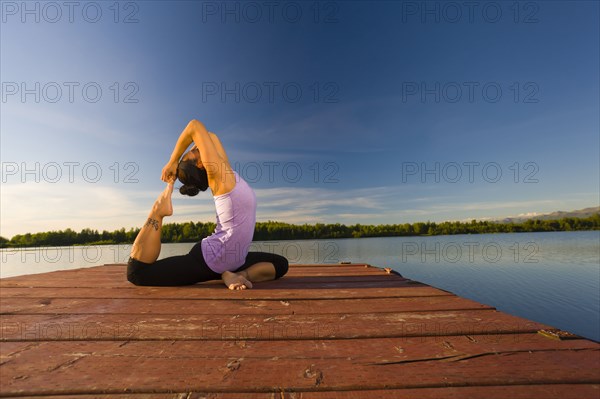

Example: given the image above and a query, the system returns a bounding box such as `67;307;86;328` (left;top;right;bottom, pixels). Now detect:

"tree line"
1;214;598;248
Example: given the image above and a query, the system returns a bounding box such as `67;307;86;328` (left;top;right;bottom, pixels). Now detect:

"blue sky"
1;0;598;238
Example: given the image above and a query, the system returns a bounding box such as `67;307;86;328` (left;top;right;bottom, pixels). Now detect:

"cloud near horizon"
2;179;594;239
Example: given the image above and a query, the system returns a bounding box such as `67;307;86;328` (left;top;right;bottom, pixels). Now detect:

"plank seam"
1;307;495;316
3;380;600;397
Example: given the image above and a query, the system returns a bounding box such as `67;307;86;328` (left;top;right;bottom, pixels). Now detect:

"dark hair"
177;159;209;196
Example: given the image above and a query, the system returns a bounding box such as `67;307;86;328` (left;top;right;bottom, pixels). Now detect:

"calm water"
2;231;599;341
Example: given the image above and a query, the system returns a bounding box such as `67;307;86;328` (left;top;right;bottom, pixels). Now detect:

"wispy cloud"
1;182;152;237
221;98;392;157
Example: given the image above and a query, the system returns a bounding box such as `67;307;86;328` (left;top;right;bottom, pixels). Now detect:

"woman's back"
201;171;257;273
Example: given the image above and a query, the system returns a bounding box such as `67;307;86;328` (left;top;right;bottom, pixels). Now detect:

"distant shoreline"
2;214;598;249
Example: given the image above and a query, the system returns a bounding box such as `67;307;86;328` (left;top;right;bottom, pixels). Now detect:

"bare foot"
152;183;174;217
222;271;253;290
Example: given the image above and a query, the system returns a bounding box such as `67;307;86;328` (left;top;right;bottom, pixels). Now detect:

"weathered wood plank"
0;309;549;341
0;295;492;315
0;263;377;280
3;334;598;363
0;285;451;300
0;276;409;289
1;346;598;394
14;386;600;399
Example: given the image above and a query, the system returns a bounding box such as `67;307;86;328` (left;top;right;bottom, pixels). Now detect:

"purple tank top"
201;171;257;274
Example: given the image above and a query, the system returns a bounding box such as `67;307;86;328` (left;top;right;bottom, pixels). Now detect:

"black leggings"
127;242;289;286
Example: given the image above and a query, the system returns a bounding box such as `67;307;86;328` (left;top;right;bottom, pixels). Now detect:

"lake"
1;231;598;341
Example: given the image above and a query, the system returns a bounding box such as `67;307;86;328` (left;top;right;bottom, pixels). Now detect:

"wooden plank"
1;341;598;394
0;296;492;315
0;264;398;288
3;334;598;363
0;275;409;289
2;264;371;276
0;268;399;281
0;285;451;300
15;386;600;399
0;309;549;341
0;263;376;279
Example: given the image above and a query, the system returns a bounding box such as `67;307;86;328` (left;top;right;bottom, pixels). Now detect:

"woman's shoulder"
211;168;238;197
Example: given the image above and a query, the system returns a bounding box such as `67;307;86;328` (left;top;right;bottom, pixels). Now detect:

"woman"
127;119;289;290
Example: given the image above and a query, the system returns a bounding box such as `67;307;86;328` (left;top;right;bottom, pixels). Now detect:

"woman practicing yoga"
127;119;289;289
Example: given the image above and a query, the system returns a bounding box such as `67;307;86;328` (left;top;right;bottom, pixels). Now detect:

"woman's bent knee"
127;257;152;286
273;254;289;279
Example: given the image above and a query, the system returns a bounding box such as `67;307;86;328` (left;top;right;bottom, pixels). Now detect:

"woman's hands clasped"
161;161;178;183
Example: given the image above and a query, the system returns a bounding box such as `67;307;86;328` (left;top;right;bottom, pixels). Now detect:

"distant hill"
499;206;600;223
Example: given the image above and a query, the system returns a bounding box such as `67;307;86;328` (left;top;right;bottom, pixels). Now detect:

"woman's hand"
161;161;178;183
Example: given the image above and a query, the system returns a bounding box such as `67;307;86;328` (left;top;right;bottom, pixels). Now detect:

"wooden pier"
1;263;599;398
